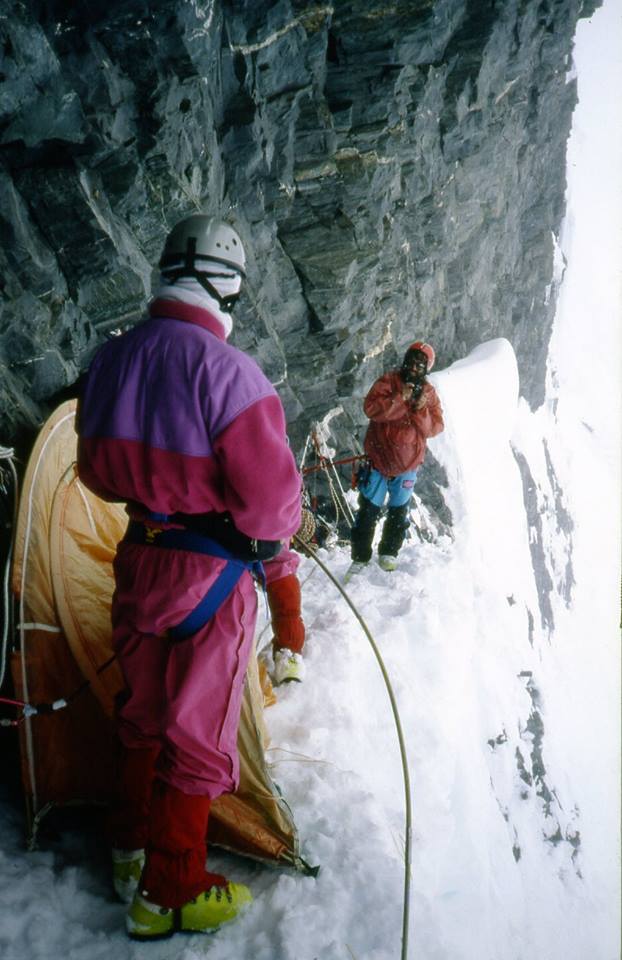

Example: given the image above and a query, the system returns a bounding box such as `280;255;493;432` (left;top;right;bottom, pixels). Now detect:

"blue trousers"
358;466;418;508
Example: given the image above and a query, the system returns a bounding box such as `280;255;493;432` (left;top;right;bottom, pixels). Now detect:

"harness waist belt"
128;505;282;562
123;520;264;640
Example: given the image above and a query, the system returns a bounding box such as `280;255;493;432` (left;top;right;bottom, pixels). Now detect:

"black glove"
409;379;425;407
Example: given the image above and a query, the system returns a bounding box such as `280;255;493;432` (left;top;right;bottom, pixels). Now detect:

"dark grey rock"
0;0;601;526
513;446;556;634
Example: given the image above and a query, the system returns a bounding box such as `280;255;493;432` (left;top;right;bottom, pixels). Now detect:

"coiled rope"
293;535;412;960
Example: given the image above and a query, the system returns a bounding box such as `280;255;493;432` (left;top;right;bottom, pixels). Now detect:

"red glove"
267;574;305;654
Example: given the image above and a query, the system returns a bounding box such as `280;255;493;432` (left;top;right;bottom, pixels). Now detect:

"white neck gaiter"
156;264;242;340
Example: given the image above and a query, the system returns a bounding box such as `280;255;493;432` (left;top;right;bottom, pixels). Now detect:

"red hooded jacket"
363;370;444;476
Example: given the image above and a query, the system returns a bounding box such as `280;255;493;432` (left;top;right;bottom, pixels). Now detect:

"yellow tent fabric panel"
12;402;78;623
50;462;126;715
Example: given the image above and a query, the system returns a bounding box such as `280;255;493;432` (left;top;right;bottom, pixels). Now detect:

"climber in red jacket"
349;341;444;572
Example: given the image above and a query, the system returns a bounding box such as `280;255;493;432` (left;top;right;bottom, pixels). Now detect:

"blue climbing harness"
123;518;265;641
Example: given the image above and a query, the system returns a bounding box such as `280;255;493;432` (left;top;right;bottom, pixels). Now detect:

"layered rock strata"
0;0;599;491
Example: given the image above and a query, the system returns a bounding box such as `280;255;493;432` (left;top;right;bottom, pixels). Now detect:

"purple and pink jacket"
77;298;301;798
78;297;301;541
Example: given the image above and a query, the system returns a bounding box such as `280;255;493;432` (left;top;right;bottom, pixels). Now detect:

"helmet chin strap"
163;267;241;314
193;272;240;314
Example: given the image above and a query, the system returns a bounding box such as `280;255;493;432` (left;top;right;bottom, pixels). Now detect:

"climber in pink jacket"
77;215;301;940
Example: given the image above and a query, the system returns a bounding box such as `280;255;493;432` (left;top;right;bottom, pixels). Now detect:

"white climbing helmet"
159;214;246;278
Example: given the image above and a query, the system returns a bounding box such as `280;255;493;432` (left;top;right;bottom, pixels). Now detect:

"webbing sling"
123;520;265;641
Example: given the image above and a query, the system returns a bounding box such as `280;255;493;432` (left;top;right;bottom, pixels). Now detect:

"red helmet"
405;341;435;371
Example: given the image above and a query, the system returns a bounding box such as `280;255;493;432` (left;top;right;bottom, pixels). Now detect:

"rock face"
0;0;599;472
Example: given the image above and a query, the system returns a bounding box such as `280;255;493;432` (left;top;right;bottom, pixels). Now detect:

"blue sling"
123;519;265;641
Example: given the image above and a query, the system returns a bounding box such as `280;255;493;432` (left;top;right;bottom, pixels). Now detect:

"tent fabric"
10;401;300;867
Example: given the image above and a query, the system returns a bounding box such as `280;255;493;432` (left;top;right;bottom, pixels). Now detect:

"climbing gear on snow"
310;431;356;527
273;648;305;685
293;535;412;960
113;848;146;904
123;520;266;641
300;430;360;544
295;506;317;545
126;882;253;940
377;554;398;572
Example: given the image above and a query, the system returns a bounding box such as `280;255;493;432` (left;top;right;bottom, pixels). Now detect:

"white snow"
0;2;620;959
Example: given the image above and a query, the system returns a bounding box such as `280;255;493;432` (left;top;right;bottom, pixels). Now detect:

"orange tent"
9;401;309;872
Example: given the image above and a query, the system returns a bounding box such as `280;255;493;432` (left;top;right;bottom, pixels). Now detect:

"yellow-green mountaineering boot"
181;882;253;932
126;882;253;940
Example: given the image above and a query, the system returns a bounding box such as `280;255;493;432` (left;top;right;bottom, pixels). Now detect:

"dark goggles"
402;349;428;380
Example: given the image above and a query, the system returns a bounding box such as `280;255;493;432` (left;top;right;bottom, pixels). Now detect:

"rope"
0;447;18;690
326;472;348;528
293;535;412;960
309;433;356;527
0;653;117;727
302;454;365;476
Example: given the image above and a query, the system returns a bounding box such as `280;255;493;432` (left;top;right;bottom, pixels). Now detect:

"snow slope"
0;2;619;959
0;334;617;960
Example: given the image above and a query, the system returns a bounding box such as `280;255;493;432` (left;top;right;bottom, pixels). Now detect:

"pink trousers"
111;541;257;798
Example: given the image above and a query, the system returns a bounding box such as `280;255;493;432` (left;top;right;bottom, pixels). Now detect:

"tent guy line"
0;653;117;726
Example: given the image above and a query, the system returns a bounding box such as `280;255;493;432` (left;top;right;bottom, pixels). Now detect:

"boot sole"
127;904;243;940
127;884;251;939
126;910;229;943
128;928;219;941
128;917;222;941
